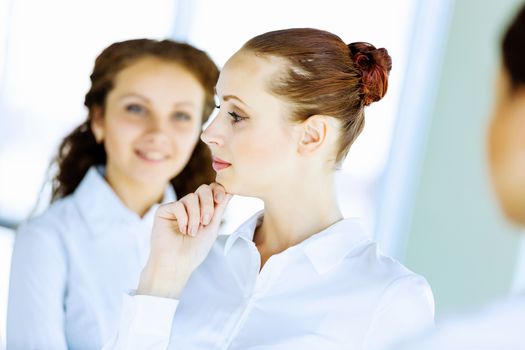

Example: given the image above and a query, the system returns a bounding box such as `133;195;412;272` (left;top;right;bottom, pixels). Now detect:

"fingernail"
203;214;210;225
192;226;199;236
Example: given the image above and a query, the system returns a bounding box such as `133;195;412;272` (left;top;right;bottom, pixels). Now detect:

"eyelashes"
215;104;248;124
126;103;145;114
228;111;247;124
172;112;191;121
125;103;191;122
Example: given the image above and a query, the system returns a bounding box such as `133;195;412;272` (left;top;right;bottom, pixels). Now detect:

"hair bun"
348;42;392;106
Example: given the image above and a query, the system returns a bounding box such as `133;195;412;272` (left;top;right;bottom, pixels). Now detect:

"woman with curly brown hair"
7;38;218;349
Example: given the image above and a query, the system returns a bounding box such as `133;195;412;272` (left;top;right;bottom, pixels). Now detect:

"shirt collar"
223;211;371;274
300;218;371;274
73;166;177;236
223;210;264;255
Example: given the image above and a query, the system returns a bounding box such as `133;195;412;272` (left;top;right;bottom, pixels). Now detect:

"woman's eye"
172;112;191;121
228;111;246;124
126;104;145;114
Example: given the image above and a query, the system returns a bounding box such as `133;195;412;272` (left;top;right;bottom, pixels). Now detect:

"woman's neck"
104;167;166;218
254;175;343;268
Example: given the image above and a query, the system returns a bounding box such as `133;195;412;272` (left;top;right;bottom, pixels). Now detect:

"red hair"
243;28;392;162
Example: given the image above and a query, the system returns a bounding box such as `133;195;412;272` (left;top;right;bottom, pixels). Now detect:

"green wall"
405;0;524;318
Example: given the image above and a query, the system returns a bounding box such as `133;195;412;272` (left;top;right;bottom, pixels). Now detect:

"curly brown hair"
51;39;219;201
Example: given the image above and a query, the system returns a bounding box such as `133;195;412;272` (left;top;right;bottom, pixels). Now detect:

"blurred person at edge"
389;3;525;350
104;28;435;350
7;38;219;349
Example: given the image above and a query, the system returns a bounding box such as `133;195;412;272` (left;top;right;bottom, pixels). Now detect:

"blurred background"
1;0;524;346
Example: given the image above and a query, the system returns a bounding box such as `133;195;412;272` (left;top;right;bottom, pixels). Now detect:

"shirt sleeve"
363;274;436;350
102;293;179;350
388;296;525;350
6;222;68;349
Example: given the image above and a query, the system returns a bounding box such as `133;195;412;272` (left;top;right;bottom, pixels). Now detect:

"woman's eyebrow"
223;95;249;107
214;87;249;107
118;93;150;103
118;94;196;109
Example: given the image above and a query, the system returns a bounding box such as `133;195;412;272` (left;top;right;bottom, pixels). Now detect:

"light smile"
135;149;169;163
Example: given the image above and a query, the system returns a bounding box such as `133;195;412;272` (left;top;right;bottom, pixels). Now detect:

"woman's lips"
212;156;231;171
135;149;169;163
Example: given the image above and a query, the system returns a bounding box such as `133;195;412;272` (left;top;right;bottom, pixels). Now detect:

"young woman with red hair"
105;29;435;349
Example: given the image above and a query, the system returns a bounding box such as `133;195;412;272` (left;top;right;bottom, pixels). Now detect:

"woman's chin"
499;195;525;228
215;172;230;187
214;177;234;194
129;170;173;189
215;177;251;197
214;172;264;198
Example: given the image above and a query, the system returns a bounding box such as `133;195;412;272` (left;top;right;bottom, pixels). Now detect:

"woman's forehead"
217;51;285;96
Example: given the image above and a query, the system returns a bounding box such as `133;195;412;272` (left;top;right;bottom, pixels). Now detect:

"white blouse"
104;212;435;350
7;166;175;349
394;294;525;350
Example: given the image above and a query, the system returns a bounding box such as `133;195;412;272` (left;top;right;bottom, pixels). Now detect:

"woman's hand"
137;183;232;299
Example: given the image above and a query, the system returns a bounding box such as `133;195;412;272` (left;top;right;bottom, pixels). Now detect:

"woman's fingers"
156;201;188;234
156;183;230;237
196;185;214;225
194;183;231;233
209;193;233;226
209;182;227;204
181;193;201;237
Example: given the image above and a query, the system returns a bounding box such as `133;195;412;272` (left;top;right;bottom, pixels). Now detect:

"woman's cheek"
109;116;144;140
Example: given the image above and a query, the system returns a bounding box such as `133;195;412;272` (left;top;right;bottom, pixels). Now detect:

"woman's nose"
144;114;163;132
200;117;224;147
144;117;170;144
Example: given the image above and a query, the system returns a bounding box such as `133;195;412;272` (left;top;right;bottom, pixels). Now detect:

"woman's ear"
90;106;105;143
297;115;329;156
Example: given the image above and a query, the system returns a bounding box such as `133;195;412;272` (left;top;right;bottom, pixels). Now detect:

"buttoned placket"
131;221;150;270
220;238;293;349
133;208;157;269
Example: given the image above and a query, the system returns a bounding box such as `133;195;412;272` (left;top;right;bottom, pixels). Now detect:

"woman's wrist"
136;263;192;299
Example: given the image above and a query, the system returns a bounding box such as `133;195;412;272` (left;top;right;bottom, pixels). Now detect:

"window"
0;0;178;343
0;0;178;224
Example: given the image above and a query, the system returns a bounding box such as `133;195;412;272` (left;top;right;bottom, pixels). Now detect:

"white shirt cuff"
123;292;179;337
